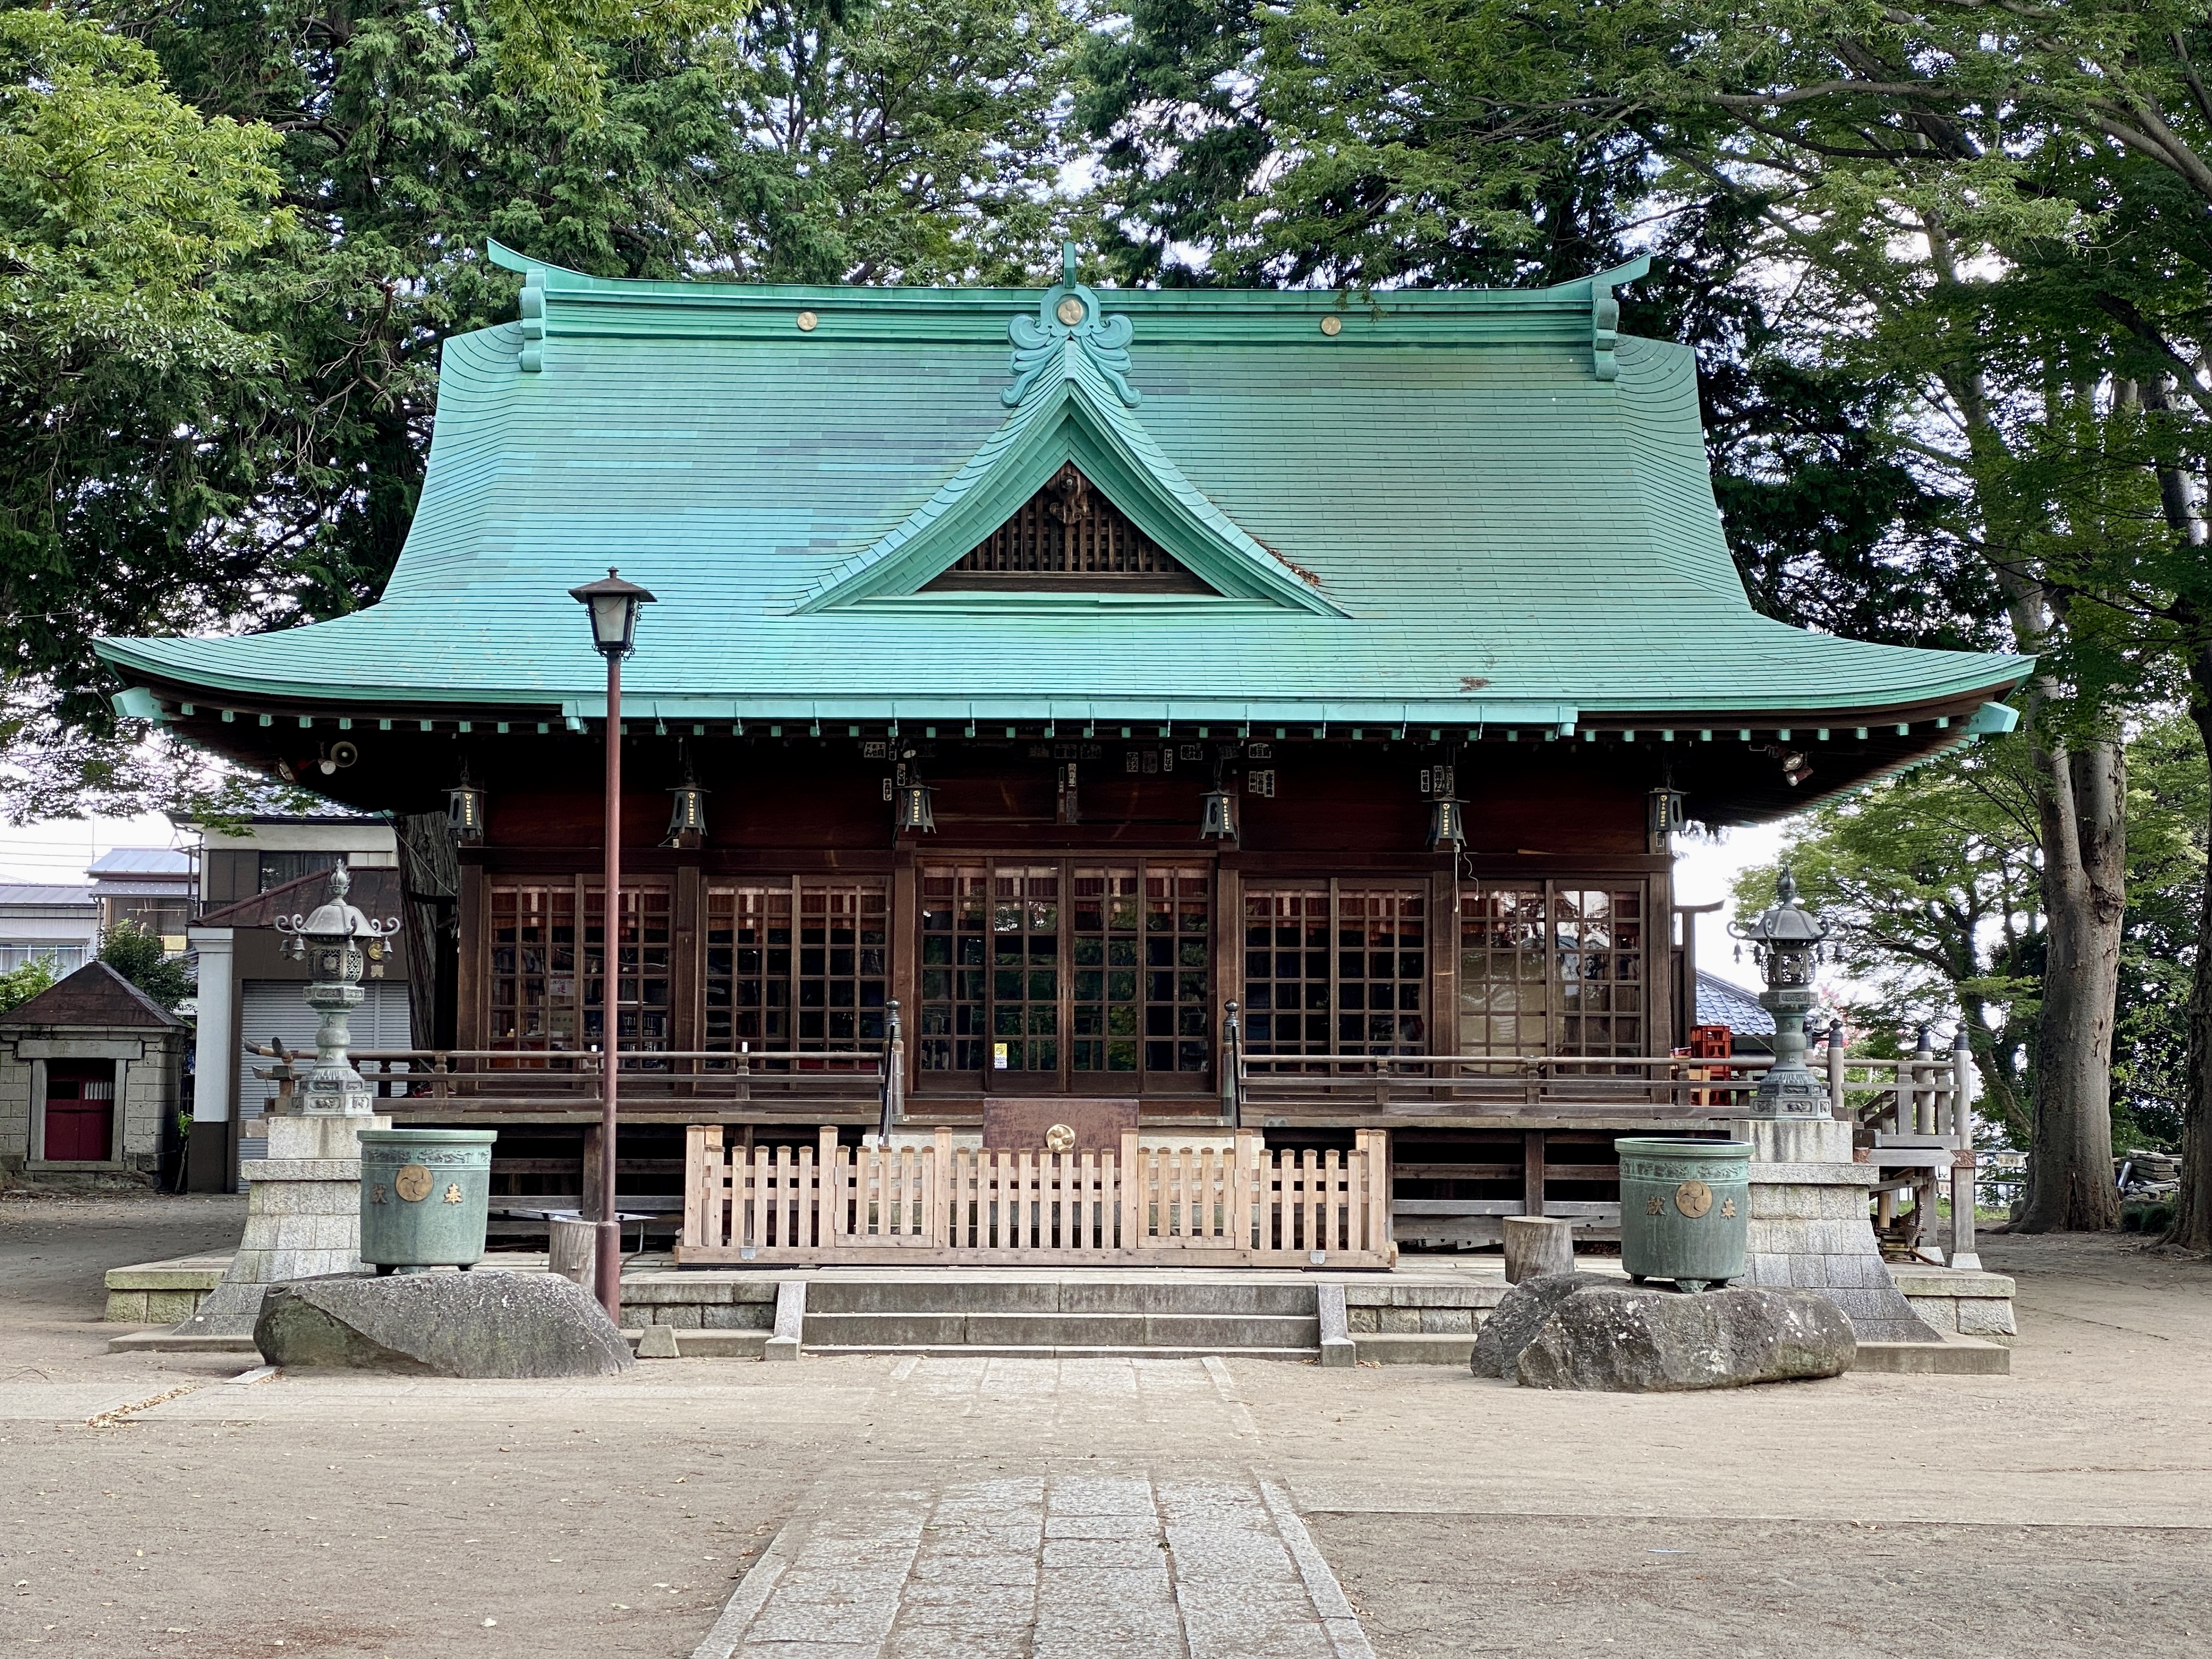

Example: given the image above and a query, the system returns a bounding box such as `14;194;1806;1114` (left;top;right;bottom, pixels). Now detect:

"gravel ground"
2;1198;2205;1657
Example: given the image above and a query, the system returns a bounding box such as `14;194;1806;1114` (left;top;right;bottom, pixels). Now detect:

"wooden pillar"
454;858;486;1049
580;1123;603;1216
1429;868;1458;1064
1212;855;1242;1097
672;862;703;1057
891;851;918;1099
1522;1128;1547;1218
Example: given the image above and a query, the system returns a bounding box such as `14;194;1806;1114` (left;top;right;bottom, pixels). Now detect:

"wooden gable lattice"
923;463;1207;592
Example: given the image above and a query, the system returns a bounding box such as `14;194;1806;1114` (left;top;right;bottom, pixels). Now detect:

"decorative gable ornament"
1005;244;1141;409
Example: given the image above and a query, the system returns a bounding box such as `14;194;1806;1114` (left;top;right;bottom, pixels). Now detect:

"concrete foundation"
162;1111;387;1340
1731;1115;1942;1343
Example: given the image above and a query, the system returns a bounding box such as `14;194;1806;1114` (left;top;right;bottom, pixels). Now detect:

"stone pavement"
693;1469;1369;1659
690;1354;1369;1658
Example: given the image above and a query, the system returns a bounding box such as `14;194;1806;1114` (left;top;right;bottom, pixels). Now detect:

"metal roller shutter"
235;981;413;1186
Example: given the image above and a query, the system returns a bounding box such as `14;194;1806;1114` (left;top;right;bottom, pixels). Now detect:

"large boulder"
255;1272;635;1378
1469;1272;1622;1378
1514;1284;1854;1392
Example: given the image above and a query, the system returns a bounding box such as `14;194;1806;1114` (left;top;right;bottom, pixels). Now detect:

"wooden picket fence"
678;1125;1391;1268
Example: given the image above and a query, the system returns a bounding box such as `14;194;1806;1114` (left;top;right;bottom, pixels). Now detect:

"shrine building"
98;244;2027;1244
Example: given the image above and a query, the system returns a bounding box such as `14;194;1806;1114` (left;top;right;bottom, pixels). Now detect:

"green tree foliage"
1737;715;2208;1150
5;0;1076;817
1733;741;2045;1142
98;919;193;1012
1074;0;2004;652
0;954;57;1015
1;6;286;814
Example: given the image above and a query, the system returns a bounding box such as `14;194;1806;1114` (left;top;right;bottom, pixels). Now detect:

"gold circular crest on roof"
1055;295;1087;327
1045;1123;1076;1154
394;1164;434;1204
795;310;819;332
1319;314;1343;336
1674;1179;1713;1219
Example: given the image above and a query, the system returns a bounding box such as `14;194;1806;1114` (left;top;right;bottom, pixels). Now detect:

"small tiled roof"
195;864;404;930
171;782;387;825
0;884;98;908
1696;970;1775;1036
87;848;191;877
0;961;183;1031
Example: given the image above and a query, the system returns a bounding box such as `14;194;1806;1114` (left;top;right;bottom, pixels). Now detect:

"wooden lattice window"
1242;884;1426;1062
488;879;670;1056
1458;882;1647;1057
924;463;1207;592
705;879;889;1065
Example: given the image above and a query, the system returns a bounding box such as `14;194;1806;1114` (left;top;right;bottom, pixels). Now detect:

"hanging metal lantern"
894;780;936;834
663;743;708;848
1426;795;1465;851
1646;785;1685;854
447;772;486;844
664;781;708;848
1423;754;1464;851
1200;764;1238;840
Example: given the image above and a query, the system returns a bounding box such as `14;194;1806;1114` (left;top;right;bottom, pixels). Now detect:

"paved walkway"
693;1468;1370;1659
691;1355;1367;1658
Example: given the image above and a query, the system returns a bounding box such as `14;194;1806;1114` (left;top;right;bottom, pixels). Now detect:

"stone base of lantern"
1730;1116;1942;1344
162;1111;390;1342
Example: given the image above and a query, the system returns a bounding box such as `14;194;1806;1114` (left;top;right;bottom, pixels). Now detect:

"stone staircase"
800;1277;1324;1360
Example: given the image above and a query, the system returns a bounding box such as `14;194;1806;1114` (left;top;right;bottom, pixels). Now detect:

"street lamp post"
569;568;656;1323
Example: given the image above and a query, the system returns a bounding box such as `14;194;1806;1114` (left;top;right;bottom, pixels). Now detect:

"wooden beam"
1523;1128;1547;1218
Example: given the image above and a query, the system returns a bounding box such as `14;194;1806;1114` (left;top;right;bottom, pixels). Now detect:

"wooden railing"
252;1045;899;1123
679;1125;1392;1268
1233;1040;1971;1126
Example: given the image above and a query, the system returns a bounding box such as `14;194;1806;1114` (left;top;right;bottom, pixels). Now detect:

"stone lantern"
156;866;399;1345
274;865;399;1116
1727;867;1833;1120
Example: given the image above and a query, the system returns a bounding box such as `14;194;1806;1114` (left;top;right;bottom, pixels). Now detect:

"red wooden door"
43;1060;116;1161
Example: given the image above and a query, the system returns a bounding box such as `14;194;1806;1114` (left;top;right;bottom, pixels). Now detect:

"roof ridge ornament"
1005;241;1140;410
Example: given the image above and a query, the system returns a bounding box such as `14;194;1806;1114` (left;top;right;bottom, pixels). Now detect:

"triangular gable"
0;961;182;1030
794;275;1348;617
922;462;1209;593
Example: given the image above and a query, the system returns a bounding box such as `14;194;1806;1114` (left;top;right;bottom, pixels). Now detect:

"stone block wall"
1893;1268;2018;1342
622;1272;778;1329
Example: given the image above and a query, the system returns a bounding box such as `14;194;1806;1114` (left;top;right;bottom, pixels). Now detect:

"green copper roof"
99;245;2028;726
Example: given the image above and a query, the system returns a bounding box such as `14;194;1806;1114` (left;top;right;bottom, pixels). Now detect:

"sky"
0;809;1791;992
0;810;187;887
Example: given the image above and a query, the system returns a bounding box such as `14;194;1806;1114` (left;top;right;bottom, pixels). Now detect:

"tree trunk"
2166;662;2212;1252
2016;732;2126;1231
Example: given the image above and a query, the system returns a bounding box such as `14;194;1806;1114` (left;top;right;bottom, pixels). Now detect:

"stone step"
803;1310;1320;1350
803;1344;1319;1362
1350;1331;1477;1366
801;1278;1319;1316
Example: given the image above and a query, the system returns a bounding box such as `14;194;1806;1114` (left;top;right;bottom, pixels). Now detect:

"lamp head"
568;567;657;658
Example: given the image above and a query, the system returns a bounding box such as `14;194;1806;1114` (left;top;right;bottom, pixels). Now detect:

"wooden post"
1233;1128;1259;1252
1826;1020;1847;1118
1522;1129;1547;1218
549;1217;597;1297
681;1124;713;1251
1359;1128;1392;1261
1120;1128;1143;1255
1502;1215;1575;1283
1948;1026;1982;1269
